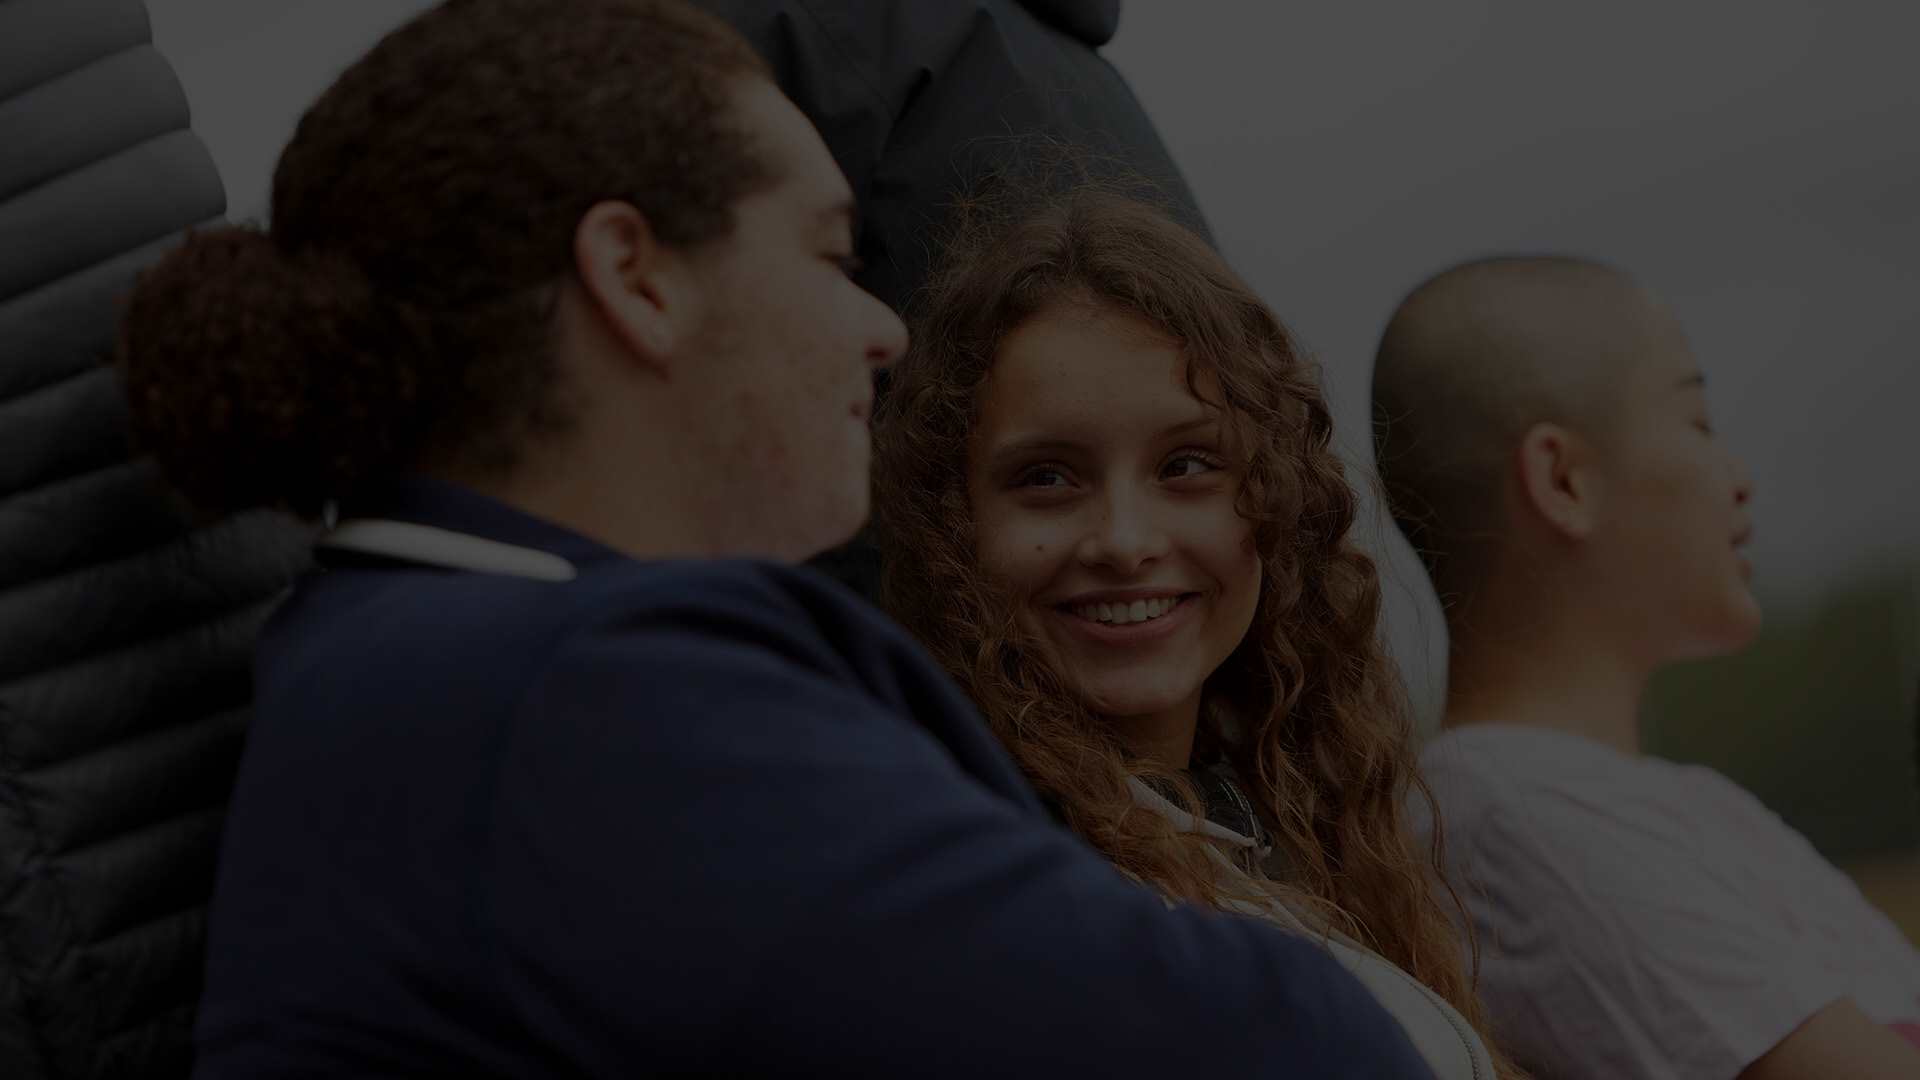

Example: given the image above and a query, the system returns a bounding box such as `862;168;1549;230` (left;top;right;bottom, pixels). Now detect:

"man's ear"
573;200;697;373
1515;420;1602;541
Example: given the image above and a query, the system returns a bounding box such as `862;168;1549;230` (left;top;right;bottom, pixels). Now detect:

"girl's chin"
1068;681;1193;720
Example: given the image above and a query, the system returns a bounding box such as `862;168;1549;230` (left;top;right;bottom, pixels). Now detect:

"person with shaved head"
1372;256;1920;1080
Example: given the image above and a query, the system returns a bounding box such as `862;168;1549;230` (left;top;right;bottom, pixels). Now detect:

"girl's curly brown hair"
873;178;1516;1073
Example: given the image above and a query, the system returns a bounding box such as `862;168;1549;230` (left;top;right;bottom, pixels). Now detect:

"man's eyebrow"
1675;373;1707;389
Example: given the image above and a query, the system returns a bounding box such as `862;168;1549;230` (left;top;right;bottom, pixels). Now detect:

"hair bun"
115;225;423;518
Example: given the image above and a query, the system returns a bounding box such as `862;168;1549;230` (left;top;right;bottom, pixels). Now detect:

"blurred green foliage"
1641;564;1920;859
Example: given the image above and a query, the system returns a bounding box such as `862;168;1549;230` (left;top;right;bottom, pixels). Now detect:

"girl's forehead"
983;309;1221;406
977;363;1221;438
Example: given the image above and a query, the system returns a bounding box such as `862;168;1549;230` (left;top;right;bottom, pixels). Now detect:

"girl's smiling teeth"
1067;595;1193;625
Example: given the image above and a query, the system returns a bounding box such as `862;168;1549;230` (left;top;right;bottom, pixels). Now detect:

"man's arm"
483;591;1434;1077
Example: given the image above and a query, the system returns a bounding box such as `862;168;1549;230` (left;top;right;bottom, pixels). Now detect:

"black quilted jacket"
0;1;311;1076
0;1;1201;1076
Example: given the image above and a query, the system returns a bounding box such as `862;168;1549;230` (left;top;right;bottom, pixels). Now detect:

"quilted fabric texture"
0;1;311;1076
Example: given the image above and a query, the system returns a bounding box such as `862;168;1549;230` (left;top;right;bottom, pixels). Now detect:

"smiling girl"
873;185;1518;1079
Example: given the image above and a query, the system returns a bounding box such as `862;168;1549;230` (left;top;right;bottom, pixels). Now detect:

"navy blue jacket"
192;478;1433;1077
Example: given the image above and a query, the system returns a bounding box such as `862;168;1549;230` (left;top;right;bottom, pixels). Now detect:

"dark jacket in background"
698;0;1212;597
702;0;1208;318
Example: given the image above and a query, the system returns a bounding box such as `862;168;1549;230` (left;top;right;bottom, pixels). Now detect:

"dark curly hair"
115;0;773;518
872;181;1521;1077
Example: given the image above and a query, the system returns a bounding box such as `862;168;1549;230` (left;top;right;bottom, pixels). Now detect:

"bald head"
1371;256;1684;605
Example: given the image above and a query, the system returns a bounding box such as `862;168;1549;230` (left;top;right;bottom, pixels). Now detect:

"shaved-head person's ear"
573;200;699;372
1516;421;1601;541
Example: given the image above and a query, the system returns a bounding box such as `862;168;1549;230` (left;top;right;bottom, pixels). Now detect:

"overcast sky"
146;0;1920;717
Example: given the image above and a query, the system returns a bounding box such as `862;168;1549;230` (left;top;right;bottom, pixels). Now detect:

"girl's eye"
1013;465;1071;489
1162;451;1225;480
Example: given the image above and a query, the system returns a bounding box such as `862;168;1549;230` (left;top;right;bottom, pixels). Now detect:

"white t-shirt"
1415;724;1920;1080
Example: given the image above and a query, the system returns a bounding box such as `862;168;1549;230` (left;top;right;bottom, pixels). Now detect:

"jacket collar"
316;475;622;580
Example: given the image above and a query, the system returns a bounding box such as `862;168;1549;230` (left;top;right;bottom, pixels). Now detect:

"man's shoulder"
579;556;830;622
573;557;920;666
276;555;915;702
549;556;982;730
501;555;1048;837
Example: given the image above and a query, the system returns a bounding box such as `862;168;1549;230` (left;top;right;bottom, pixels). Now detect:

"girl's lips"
1050;593;1199;647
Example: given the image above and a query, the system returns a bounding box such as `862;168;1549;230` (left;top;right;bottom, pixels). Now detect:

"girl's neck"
1106;693;1203;771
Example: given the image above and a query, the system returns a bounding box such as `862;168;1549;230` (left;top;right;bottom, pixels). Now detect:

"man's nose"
867;299;907;371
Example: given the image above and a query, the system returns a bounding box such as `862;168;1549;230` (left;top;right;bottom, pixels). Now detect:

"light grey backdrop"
149;0;1920;728
1102;1;1920;724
